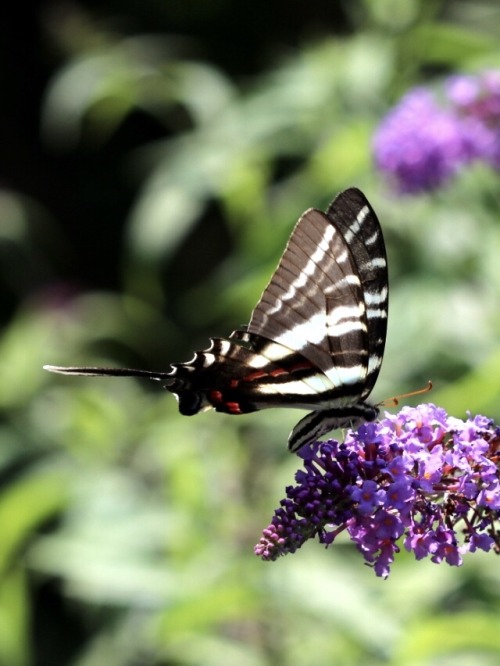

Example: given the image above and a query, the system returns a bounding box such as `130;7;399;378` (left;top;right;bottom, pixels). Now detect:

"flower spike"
255;403;500;578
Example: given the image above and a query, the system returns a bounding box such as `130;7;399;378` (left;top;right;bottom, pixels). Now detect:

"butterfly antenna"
43;365;172;382
378;380;433;408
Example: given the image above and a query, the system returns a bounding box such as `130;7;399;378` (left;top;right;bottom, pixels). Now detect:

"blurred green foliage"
1;1;500;664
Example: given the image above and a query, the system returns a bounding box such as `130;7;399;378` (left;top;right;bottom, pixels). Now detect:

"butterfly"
44;188;388;452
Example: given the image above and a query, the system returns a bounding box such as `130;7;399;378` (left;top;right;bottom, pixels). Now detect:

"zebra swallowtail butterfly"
44;188;388;452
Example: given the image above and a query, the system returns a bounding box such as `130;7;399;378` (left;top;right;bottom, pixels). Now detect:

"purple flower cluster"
254;404;500;577
373;71;500;193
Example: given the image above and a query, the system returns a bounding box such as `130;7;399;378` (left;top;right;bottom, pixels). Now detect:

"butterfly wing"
248;187;388;401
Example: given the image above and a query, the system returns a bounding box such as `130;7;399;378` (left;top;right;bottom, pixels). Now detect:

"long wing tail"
43;365;172;382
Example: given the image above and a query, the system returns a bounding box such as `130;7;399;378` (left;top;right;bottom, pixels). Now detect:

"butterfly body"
44;188;388;452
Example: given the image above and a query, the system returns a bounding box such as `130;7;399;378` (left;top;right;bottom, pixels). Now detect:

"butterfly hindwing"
166;329;337;416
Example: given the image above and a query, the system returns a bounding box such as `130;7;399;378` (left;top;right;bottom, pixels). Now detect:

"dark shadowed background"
1;2;499;665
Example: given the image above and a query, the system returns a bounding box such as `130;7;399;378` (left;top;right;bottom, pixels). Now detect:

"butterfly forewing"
325;188;388;396
248;188;387;398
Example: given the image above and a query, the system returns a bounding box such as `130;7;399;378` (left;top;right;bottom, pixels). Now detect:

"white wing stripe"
274;312;329;349
364;287;388;305
265;224;337;316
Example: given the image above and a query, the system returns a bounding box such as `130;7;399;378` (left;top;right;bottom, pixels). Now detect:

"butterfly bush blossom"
254;403;500;578
373;71;500;193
